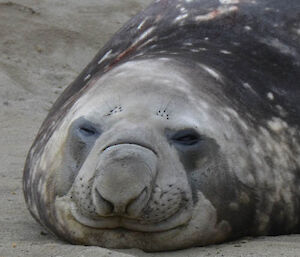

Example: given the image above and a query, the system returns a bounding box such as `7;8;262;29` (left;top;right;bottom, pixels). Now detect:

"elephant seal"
23;0;300;251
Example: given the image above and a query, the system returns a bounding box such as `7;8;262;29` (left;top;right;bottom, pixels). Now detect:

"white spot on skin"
267;117;288;132
158;57;172;62
204;37;209;41
195;5;238;22
242;82;257;95
149;45;157;49
229;202;239;211
138;18;147;30
261;38;297;57
239;119;249;131
232;42;240;46
200;65;222;81
180;7;188;13
222;113;231;121
174;13;189;23
198;101;209;110
242;82;252;89
276;105;288;117
225;108;239;119
84;74;91;81
132;27;156;46
220;50;232;54
223;108;249;131
137;37;158;50
244;26;252;31
184;42;193;46
267;92;274;101
98;49;113;65
219;0;239;4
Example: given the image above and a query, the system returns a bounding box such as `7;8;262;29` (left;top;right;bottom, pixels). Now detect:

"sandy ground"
0;0;299;256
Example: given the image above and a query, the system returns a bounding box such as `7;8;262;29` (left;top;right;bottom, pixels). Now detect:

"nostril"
93;186;148;217
126;187;148;216
93;188;114;216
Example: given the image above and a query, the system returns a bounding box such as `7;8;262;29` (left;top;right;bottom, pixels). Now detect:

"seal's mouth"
69;198;192;233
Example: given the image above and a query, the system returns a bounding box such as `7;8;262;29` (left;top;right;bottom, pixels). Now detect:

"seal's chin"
69;201;192;233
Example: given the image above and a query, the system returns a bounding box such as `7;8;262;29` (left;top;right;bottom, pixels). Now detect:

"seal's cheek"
55;117;101;196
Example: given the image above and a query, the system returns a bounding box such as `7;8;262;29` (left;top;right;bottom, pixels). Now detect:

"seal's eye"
79;125;96;136
171;129;201;146
72;118;101;141
79;126;96;136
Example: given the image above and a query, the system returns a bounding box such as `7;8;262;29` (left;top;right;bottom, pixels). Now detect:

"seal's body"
23;0;300;251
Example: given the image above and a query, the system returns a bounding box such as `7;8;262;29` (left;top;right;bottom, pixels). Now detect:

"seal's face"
65;64;197;232
30;59;243;250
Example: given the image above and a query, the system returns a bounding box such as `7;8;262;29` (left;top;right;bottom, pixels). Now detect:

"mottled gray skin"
23;0;300;252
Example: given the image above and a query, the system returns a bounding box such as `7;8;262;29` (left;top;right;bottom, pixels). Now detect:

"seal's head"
25;58;257;250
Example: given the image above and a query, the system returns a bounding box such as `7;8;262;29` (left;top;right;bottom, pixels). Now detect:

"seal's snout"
93;144;157;217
